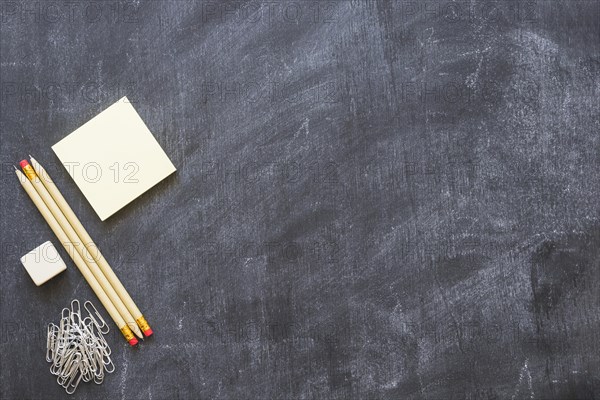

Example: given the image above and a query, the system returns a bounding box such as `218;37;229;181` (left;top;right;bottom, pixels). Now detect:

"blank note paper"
52;97;176;221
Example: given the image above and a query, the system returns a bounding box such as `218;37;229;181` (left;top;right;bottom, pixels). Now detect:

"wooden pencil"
15;168;139;346
30;157;153;337
21;160;143;339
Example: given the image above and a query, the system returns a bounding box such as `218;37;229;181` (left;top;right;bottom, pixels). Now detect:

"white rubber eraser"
20;241;67;286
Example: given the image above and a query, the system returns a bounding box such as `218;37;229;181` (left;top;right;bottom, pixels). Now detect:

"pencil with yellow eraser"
15;167;138;346
29;156;153;337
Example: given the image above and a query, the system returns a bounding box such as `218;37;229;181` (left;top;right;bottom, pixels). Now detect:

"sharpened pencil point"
13;165;18;171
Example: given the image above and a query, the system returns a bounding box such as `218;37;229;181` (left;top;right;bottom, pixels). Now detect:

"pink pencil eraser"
143;328;153;337
129;338;138;346
20;159;29;168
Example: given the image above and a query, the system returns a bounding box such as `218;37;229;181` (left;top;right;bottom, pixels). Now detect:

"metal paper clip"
84;301;109;334
46;299;115;394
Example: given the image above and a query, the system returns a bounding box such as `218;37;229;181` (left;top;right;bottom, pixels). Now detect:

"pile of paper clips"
46;300;115;394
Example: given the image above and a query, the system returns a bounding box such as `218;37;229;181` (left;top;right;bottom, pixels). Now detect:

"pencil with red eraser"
21;159;143;340
15;165;138;346
29;156;153;337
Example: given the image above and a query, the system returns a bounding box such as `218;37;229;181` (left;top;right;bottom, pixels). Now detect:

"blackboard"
1;1;599;399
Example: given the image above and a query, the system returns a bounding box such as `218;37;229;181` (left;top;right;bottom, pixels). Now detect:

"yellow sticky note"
52;97;176;221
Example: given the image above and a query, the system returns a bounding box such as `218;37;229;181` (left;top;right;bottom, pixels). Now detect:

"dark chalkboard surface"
1;1;599;399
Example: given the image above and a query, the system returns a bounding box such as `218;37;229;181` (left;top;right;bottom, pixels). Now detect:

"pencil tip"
28;154;33;160
13;165;18;171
